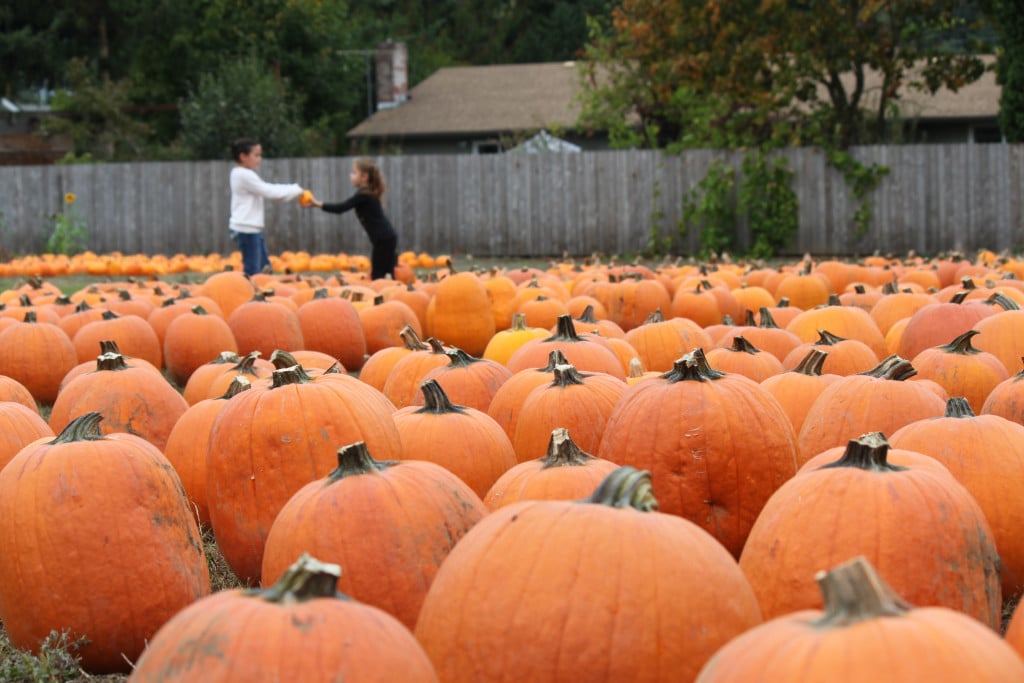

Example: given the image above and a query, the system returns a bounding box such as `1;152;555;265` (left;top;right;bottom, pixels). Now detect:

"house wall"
2;145;1023;258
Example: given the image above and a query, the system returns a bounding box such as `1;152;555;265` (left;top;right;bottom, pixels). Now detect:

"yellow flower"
64;193;76;204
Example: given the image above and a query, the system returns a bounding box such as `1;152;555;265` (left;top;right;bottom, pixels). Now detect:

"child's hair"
231;138;258;162
355;158;387;199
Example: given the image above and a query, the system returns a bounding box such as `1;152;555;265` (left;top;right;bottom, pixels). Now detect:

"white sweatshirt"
229;166;303;234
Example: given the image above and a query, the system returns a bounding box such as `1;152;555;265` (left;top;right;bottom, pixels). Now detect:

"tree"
179;55;306;160
578;0;989;150
41;58;151;161
985;0;1024;141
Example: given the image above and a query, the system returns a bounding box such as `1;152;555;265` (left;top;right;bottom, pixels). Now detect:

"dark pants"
232;231;270;276
371;237;398;280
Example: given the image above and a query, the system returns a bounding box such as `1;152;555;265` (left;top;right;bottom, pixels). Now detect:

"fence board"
3;146;1024;260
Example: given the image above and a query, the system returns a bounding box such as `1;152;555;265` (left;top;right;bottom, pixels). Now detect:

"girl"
312;158;398;280
228;138;307;276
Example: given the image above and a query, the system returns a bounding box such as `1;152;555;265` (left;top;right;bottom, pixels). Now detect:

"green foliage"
45;194;89;255
827;151;891;239
680;159;737;258
738;152;799;258
179;55;307;160
989;0;1024;141
41;58;152;162
0;629;88;682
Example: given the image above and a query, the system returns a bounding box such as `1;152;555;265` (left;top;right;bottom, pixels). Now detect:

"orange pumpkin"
0;311;79;405
261;441;487;629
129;554;438;682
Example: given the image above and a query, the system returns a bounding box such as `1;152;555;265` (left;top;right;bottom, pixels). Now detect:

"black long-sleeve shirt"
320;191;397;243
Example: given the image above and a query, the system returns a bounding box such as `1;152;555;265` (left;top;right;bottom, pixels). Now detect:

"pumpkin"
72;310;163;368
295;288;367;371
784;295;887;358
413;348;513;412
890;397;1024;598
981;356;1024;425
0;413;210;674
392;379;516;498
227;290;304;358
909;330;1008;414
261;441;487;629
697;556;1024;683
486;349;569;442
760;349;842;436
510;363;627;462
128;554;438;682
382;337;451;408
507;314;626;380
705;335;784;382
895;290;998;361
163;305;239;386
0;374;41;412
0;310;79;405
484;427;619;509
624;309;713;372
425;271;495;356
207;365;402;584
716;308;802;363
414;466;763;682
597;348;799;557
482;312;550;365
163;376;251;528
198;269;257;319
781;328;879;376
358;324;430;391
358;295;423;355
738;432;1001;629
49;351;190;452
797;355;947;464
0;401;54;471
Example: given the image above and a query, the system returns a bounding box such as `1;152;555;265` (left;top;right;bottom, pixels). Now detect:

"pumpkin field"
3;247;1024;681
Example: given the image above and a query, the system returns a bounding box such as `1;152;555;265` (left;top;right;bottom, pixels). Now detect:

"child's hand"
298;189;316;207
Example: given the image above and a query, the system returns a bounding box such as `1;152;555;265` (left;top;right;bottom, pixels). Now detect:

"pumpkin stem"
628;357;646;378
662;348;726;383
944;397;976;418
986;291;1020;311
644;309;666;325
52;412;106;443
190;304;210;316
757;307;781;329
98;339;122;355
818;432;906;472
827;293;841;306
256;553;345;604
540;428;595;469
95;351;130;372
231;352;264;377
576;305;598;324
416;380;465;414
778;297;790;307
950;290;970;304
542;349;570;371
853;284;867;294
101;310;120;320
582;466;659;511
728;336;760;354
882;281;899;295
812;556;910;628
814;329;847;346
551;363;587;387
792;349;827;376
398;325;430;351
939;330;981;355
443;348;480;368
270;349;302;370
509;312;530;331
859;355;916;381
74;300;92;313
22;310;37;323
219;375;252;399
327;441;396;483
312;287;330;300
271;365;314;388
744;310;757;327
212;351;242;366
546;314;583;342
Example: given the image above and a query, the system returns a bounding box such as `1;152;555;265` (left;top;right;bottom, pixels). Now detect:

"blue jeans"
231;231;270;276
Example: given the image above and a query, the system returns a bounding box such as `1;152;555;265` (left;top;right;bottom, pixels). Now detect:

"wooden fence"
2;145;1024;259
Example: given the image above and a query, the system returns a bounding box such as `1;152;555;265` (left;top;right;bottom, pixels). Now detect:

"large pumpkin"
415;467;763;683
597;348;798;557
261;441;487;629
129;554;438;682
738;432;1001;629
0;413;210;674
425;271;495;356
697;556;1024;682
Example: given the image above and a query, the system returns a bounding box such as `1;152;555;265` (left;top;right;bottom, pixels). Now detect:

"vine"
826;150;890;239
679;159;736;258
738;151;799;258
45;192;90;255
646;162;672;255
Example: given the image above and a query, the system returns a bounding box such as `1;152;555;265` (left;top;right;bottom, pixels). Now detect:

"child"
311;158;398;280
228;138;307;276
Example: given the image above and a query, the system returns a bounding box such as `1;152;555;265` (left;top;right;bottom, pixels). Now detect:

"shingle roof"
347;58;1000;139
347;62;584;138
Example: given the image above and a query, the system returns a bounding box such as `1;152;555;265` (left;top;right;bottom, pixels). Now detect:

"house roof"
347;62;583;138
347;58;1000;139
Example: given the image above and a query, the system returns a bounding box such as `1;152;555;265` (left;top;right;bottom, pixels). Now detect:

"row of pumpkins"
1;252;1024;680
